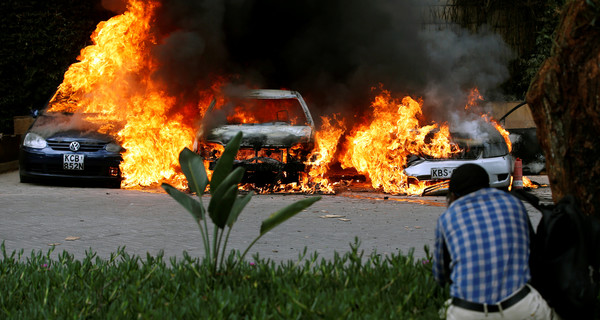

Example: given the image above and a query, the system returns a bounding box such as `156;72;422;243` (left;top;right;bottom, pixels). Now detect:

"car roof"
242;89;300;99
207;89;315;127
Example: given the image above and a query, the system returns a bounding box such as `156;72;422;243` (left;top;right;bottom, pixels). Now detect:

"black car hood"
45;130;114;143
29;112;121;142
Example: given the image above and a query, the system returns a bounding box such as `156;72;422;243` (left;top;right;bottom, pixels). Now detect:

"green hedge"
0;241;447;319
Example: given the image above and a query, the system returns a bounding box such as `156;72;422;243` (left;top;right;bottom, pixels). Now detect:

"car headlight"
105;143;123;153
22;132;47;149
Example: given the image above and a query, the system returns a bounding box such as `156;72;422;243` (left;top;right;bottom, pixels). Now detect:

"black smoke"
105;0;513;124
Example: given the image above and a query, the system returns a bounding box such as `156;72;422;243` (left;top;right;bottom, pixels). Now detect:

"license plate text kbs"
431;168;453;179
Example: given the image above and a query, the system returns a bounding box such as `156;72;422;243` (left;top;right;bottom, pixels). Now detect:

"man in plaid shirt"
433;164;554;319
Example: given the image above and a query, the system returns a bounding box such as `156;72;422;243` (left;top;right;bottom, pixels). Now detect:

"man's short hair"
448;164;490;197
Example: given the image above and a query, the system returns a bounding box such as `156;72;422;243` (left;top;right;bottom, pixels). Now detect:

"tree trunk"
526;0;600;217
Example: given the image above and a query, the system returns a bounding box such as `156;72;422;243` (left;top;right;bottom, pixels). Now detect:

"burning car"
195;89;315;185
404;122;513;193
19;111;123;188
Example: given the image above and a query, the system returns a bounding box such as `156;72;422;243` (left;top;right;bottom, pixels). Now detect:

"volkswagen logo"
69;141;81;152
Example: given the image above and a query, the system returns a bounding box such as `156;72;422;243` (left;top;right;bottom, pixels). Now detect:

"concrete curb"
0;160;19;174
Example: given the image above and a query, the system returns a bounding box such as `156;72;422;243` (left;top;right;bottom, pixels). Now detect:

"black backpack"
513;190;600;319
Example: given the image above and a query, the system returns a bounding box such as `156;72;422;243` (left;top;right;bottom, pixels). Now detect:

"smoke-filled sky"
102;0;513;123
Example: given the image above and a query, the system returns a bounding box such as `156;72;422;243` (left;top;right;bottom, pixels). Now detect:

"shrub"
162;131;321;275
0;242;447;319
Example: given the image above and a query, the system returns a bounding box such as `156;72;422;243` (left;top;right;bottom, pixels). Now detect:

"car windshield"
449;141;483;160
214;98;308;126
481;140;509;158
442;140;508;159
421;132;509;160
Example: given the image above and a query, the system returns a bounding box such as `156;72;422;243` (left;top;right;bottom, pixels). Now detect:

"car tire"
19;173;32;184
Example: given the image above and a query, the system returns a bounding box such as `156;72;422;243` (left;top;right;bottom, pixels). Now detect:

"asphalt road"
0;170;551;263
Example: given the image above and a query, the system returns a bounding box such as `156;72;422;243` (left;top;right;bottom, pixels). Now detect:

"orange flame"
302;114;346;193
224;99;304;125
464;88;512;153
45;0;219;189
491;119;512;153
340;89;459;195
466;87;484;110
523;176;543;189
480;114;512;153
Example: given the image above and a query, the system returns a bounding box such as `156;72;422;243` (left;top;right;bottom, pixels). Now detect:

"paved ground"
0;169;551;263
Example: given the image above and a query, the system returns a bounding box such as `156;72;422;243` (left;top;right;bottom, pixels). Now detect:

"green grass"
0;241;447;319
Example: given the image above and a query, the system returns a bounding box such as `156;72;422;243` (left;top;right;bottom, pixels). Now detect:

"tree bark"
526;0;600;217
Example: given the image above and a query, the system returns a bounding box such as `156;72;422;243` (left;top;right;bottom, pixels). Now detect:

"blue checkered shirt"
432;188;530;304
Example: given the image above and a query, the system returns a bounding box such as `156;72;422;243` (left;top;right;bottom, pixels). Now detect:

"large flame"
297;88;512;195
46;0;214;189
338;89;459;195
489;117;512;153
302;114;346;193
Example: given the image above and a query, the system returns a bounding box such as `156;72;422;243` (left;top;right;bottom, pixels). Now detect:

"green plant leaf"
210;184;238;229
260;197;321;235
208;166;245;213
207;167;245;228
178;148;209;196
227;192;254;227
161;183;205;222
210;131;243;194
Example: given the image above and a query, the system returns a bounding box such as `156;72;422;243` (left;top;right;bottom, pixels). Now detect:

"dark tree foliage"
448;0;566;99
512;0;567;98
0;0;112;133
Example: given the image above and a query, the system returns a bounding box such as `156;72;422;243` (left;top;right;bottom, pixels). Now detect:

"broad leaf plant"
162;131;321;274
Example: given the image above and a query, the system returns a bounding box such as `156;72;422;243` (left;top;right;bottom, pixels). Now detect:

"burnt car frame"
195;89;315;185
404;123;513;194
19;111;123;188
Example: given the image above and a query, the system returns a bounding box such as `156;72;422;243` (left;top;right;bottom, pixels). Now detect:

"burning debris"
41;0;522;195
339;90;460;194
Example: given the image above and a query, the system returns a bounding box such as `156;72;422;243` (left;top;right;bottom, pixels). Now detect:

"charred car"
195;89;315;185
19;111;123;188
404;123;513;193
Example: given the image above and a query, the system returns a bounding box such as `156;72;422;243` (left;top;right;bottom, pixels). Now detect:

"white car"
195;89;315;185
404;124;513;194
